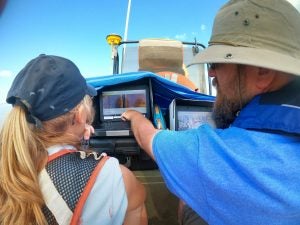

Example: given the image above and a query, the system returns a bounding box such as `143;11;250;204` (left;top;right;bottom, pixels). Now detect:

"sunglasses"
207;63;218;70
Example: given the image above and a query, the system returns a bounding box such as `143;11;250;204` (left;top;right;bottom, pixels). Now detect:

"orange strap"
157;71;198;91
48;149;75;162
70;155;110;225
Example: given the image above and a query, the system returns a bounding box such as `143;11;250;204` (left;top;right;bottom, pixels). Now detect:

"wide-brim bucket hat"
193;0;300;76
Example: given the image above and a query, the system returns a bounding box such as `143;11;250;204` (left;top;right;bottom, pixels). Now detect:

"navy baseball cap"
6;54;96;125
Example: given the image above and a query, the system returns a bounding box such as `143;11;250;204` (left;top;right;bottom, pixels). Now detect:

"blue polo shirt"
153;81;300;225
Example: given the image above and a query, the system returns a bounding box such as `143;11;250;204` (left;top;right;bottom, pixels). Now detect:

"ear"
74;105;86;124
255;67;276;91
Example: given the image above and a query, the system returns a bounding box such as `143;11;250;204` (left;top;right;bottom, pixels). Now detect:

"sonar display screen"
177;108;215;131
102;89;147;119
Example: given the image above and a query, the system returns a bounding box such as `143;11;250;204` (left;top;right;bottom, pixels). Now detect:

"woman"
0;54;147;225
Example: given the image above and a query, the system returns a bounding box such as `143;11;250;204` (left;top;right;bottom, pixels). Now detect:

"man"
122;0;300;224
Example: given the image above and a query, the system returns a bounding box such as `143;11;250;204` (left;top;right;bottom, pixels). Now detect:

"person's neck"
266;72;295;93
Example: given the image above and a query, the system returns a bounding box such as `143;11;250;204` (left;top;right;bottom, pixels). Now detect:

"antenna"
122;0;132;73
192;37;199;55
124;0;131;42
106;34;122;74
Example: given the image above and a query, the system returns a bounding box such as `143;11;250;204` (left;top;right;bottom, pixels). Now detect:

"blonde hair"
0;95;93;225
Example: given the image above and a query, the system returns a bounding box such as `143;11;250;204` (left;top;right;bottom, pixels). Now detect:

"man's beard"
213;93;243;129
212;71;251;129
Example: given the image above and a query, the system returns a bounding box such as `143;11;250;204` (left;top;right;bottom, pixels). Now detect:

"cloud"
286;0;300;11
175;33;187;41
175;31;204;41
200;24;206;31
0;70;15;103
0;70;13;77
0;87;11;103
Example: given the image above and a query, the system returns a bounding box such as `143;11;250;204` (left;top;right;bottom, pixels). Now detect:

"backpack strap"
70;155;109;225
39;168;73;225
48;149;75;162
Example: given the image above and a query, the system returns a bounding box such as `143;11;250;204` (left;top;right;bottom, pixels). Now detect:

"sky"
0;0;300;105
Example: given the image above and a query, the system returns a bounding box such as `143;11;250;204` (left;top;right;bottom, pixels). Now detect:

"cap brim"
86;84;97;96
192;45;300;76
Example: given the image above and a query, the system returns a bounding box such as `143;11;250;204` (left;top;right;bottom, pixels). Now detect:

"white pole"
124;0;131;42
122;0;131;72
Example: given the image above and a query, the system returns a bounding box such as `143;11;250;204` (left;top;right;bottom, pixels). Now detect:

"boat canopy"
87;71;215;112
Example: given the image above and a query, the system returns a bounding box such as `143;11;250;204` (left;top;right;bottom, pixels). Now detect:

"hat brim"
86;84;97;96
191;45;300;76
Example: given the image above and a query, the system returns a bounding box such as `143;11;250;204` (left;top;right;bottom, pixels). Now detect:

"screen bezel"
99;84;151;122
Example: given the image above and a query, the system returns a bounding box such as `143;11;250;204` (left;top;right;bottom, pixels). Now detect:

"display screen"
177;107;215;130
101;89;147;120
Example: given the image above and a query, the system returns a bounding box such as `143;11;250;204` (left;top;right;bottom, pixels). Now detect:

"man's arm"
122;110;159;160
